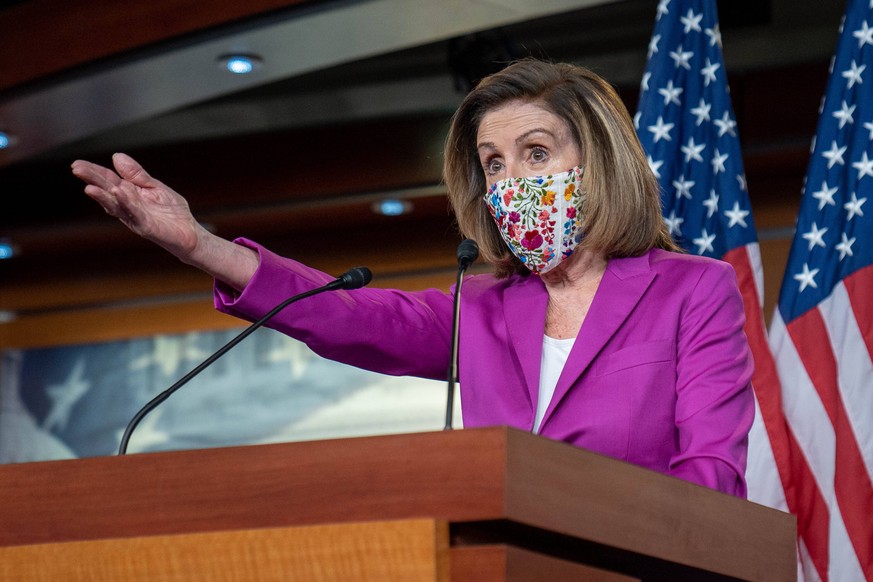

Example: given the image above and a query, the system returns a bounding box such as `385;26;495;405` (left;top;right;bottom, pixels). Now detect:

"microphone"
117;266;373;455
444;239;478;430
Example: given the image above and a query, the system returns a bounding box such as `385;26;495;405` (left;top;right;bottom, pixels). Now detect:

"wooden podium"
0;427;795;581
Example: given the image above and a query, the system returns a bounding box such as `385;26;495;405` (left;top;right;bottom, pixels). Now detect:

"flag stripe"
786;422;831;582
821;278;873;485
819;288;873;577
843;265;873;362
747;395;787;509
786;308;873;578
724;246;794;487
798;539;823;582
786;310;839;423
771;313;834;580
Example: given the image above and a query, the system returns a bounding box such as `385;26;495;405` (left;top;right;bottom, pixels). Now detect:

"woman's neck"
542;250;607;340
540;249;607;291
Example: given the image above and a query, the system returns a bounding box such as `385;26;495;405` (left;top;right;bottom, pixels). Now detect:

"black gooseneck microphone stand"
444;239;479;430
117;267;372;455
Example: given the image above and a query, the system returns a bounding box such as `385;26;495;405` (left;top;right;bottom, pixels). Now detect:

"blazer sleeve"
669;260;755;498
213;238;454;380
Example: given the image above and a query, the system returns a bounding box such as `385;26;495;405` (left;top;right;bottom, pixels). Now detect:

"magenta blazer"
216;240;754;497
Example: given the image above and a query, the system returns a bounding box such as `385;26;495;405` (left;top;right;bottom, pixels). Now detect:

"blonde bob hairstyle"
444;59;679;278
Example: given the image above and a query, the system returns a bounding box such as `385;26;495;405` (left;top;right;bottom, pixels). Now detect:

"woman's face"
476;99;582;186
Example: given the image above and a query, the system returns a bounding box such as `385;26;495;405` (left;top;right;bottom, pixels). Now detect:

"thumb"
112;153;156;187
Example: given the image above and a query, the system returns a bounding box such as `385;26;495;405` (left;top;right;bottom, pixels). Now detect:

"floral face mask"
484;165;586;274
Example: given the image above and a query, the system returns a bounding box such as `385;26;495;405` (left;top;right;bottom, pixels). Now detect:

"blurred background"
0;0;846;348
0;0;849;460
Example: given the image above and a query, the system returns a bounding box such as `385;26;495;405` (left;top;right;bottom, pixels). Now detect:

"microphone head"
340;266;373;289
457;239;479;268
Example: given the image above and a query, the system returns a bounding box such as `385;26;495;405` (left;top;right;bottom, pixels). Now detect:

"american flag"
634;0;802;574
768;0;873;579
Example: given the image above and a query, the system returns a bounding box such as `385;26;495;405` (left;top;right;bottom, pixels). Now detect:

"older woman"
72;59;753;497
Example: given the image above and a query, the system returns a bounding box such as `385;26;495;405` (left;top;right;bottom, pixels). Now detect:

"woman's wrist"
183;227;259;291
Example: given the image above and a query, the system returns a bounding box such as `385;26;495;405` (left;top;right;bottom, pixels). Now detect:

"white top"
534;334;575;433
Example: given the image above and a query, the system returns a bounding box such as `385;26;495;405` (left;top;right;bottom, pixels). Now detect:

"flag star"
657;0;670;20
664;209;684;235
670;45;694;70
793;263;819;292
705;24;722;47
851;151;873;179
853;20;873;48
714;111;737;137
736;173;748;191
822;140;847;168
702;190;719;218
648;34;661;57
681;137;706;163
700;58;720;86
633;111;642;130
842;60;866;89
641;71;652;92
659;80;683;106
802;222;828;250
835;232;856;260
833;100;856;128
811;181;838;210
680;9;703;33
673;175;695;199
648;115;675;142
690;98;711;125
647;155;664;179
711;148;728;174
692;229;716;255
865;121;873;140
724;201;750;228
844;192;867;220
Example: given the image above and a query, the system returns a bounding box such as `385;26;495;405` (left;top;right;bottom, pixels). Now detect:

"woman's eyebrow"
515;128;556;145
477;128;557;152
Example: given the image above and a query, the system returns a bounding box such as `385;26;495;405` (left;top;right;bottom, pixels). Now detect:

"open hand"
71;153;202;258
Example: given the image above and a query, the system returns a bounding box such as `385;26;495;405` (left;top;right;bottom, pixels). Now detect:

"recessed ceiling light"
0;132;16;149
0;241;16;259
218;54;263;75
372;199;413;216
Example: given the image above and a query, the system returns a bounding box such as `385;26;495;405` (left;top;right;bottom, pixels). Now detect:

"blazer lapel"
540;252;657;427
503;275;549;410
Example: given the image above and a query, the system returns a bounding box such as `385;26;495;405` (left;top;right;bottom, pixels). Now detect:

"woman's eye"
531;148;548;163
486;159;503;174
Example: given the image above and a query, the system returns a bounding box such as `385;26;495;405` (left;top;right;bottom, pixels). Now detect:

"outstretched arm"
71;153;259;291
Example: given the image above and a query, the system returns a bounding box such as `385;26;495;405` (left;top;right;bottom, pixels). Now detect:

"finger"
84;185;136;225
71;159;123;192
112;153;156;188
83;183;120;212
